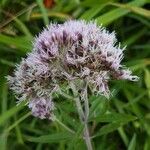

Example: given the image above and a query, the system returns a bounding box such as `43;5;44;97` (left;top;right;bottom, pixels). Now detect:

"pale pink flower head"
33;20;138;96
7;20;139;119
28;97;55;119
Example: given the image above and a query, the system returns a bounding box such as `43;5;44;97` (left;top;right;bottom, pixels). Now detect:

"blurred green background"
0;0;150;150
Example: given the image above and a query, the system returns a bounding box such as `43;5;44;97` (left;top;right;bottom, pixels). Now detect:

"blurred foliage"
0;0;150;150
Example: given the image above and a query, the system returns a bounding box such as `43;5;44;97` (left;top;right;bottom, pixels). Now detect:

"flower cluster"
7;20;138;119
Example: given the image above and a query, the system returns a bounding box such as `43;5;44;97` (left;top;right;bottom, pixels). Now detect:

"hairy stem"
83;82;89;121
70;82;93;150
83;83;93;150
84;123;93;150
74;97;85;121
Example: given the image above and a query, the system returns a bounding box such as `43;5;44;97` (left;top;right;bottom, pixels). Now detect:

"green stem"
74;97;85;121
83;82;89;121
70;82;85;121
83;83;93;150
84;124;93;150
70;82;93;150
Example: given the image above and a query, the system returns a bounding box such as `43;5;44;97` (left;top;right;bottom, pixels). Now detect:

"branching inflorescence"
7;20;139;119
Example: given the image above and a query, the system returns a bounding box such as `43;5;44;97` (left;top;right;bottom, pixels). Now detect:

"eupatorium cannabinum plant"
7;20;138;150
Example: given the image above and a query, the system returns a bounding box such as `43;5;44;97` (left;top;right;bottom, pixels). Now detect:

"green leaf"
96;0;146;25
94;122;123;137
80;4;106;20
89;96;108;119
129;59;150;71
14;18;33;40
68;124;84;150
0;35;31;53
93;113;136;137
118;127;129;147
94;120;131;137
0;132;8;150
144;69;150;98
144;137;150;150
36;0;49;25
26;132;72;143
110;2;150;18
81;0;114;7
128;134;136;150
89;113;137;123
0;102;25;126
58;109;79;130
5;112;31;132
123;28;146;46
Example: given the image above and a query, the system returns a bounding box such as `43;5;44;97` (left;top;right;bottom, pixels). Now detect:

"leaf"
30;12;71;20
144;137;150;150
89;96;108;119
96;0;146;25
0;132;8;150
68;124;84;150
93;113;136;137
5;112;31;132
129;59;150;71
14;18;33;40
0;34;31;53
89;113;137;123
128;134;136;150
122;91;147;108
26;132;72;143
118;127;129;147
144;69;150;98
36;0;49;25
110;2;150;18
95;122;122;137
80;0;114;7
0;102;25;126
80;4;106;20
123;28;146;46
0;59;15;67
58;109;79;130
94;119;133;137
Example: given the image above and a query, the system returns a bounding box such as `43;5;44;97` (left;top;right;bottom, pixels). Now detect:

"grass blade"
96;0;146;25
0;102;25;126
0;34;31;53
128;134;136;150
36;0;49;25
